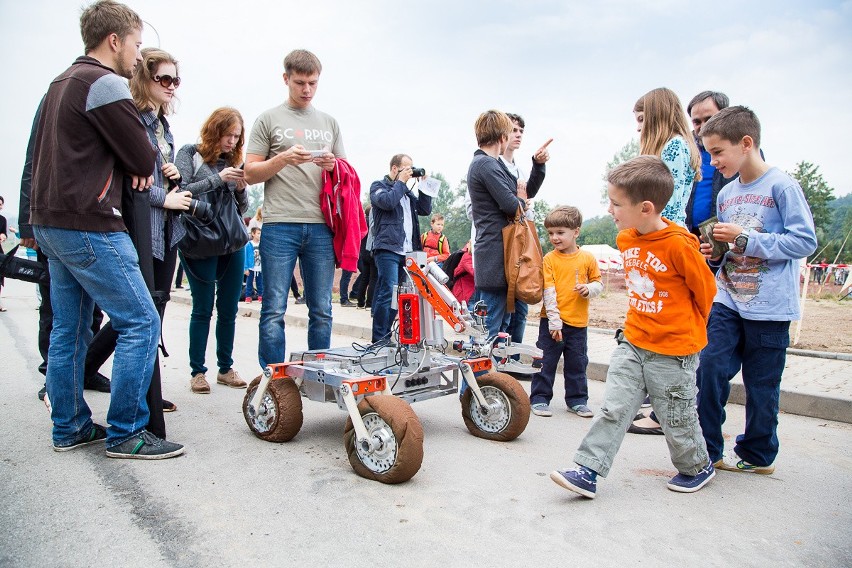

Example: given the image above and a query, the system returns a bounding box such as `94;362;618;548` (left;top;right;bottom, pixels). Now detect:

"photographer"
369;154;432;342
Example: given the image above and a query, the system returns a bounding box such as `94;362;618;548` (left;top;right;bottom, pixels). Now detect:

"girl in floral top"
633;88;701;227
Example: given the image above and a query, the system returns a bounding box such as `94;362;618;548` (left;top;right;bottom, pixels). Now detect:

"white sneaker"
714;448;775;475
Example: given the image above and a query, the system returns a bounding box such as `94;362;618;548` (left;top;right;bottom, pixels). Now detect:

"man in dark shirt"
30;0;183;459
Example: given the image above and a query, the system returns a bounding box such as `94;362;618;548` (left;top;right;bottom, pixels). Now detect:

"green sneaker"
106;431;185;460
53;424;107;452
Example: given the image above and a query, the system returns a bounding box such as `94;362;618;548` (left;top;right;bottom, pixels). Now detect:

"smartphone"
309;150;327;158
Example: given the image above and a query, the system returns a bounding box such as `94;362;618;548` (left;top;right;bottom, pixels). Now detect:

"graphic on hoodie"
622;246;668;314
718;211;766;304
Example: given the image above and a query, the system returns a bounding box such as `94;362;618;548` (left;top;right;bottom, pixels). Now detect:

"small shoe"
162;399;177;412
53;424;107;452
340;299;354;307
246;297;252;304
641;394;652;408
714;448;775;474
531;403;553;417
174;285;183;289
217;369;247;389
569;404;594;418
105;430;184;460
190;373;210;394
38;385;47;401
667;461;716;493
627;416;664;435
550;466;597;499
84;372;111;393
257;296;262;303
349;292;359;301
294;296;306;305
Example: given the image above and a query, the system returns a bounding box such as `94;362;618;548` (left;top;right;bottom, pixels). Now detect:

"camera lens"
410;167;426;177
188;199;213;222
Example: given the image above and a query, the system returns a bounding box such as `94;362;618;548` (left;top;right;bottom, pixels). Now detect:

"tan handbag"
502;205;544;312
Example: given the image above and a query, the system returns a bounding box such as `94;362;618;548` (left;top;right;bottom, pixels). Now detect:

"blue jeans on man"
372;249;407;342
696;302;789;467
258;223;335;369
34;227;160;448
530;319;589;408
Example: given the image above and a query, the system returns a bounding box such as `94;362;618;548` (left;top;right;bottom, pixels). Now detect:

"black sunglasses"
152;74;181;88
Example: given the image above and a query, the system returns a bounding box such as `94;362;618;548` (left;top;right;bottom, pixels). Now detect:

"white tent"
581;244;623;271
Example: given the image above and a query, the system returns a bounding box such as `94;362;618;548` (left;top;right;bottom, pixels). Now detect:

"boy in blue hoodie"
697;106;817;475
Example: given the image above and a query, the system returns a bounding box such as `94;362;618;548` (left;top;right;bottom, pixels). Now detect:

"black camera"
410;167;426;178
187;199;213;222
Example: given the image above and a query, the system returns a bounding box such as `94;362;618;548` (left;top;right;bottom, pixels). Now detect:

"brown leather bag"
502;205;544;312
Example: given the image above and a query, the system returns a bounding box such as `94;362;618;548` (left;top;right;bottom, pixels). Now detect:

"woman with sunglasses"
175;108;249;395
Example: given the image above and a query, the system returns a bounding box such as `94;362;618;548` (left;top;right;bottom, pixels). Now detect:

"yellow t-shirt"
540;248;602;328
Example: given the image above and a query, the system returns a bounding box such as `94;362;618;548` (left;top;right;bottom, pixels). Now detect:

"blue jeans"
530;319;589;407
575;332;707;477
34;226;160;448
372;250;407;342
181;249;245;376
258;223;335;368
507;300;528;345
696;303;789;466
478;288;511;339
246;270;263;298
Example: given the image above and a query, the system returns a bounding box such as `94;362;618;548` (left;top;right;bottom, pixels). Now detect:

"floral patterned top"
660;136;696;227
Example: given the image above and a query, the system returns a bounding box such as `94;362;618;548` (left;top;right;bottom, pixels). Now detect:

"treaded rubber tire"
344;396;424;484
243;376;303;442
461;371;530;441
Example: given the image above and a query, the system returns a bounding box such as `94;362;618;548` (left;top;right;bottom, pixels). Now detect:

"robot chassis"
242;251;543;484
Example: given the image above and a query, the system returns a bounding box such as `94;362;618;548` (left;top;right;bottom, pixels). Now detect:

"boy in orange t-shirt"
550;156;717;499
529;206;602;419
421;213;451;265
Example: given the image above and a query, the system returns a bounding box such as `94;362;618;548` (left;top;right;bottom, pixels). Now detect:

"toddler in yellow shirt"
529;206;602;418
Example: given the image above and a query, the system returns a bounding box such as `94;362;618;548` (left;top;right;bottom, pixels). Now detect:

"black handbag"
0;245;49;284
178;151;248;259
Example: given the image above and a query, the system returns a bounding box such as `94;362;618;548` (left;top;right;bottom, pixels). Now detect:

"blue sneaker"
667;461;716;493
569;404;594;418
550;466;597;499
531;403;553;417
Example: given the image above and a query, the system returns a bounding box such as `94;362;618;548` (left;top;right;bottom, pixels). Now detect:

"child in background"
244;227;263;303
421;213;451;266
696;106;817;474
530;206;602;418
550;156;717;498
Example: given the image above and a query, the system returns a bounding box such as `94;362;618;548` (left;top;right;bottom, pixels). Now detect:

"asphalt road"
1;281;850;567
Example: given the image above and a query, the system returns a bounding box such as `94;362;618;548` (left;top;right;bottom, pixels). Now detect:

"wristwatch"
734;231;749;250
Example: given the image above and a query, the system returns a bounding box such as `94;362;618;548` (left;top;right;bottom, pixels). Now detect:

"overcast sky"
2;0;851;226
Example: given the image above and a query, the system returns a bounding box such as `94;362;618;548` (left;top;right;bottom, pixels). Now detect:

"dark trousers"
36;248;104;378
339;269;354;302
696;303;789;466
530;318;589;408
354;252;377;308
86;247;177;439
181;249;244;376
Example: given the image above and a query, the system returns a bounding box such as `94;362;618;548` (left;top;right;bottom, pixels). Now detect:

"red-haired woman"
176;107;249;394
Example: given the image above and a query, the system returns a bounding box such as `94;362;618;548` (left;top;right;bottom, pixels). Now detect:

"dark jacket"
17;98;44;240
468;149;524;291
30;56;155;232
370;175;431;254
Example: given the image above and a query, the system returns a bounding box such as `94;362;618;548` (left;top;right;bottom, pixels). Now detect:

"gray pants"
574;332;709;478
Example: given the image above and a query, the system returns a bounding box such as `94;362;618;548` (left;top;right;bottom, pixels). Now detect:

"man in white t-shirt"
245;49;345;368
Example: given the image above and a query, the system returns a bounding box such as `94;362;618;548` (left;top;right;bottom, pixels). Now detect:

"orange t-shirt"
617;220;716;356
539;248;602;328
